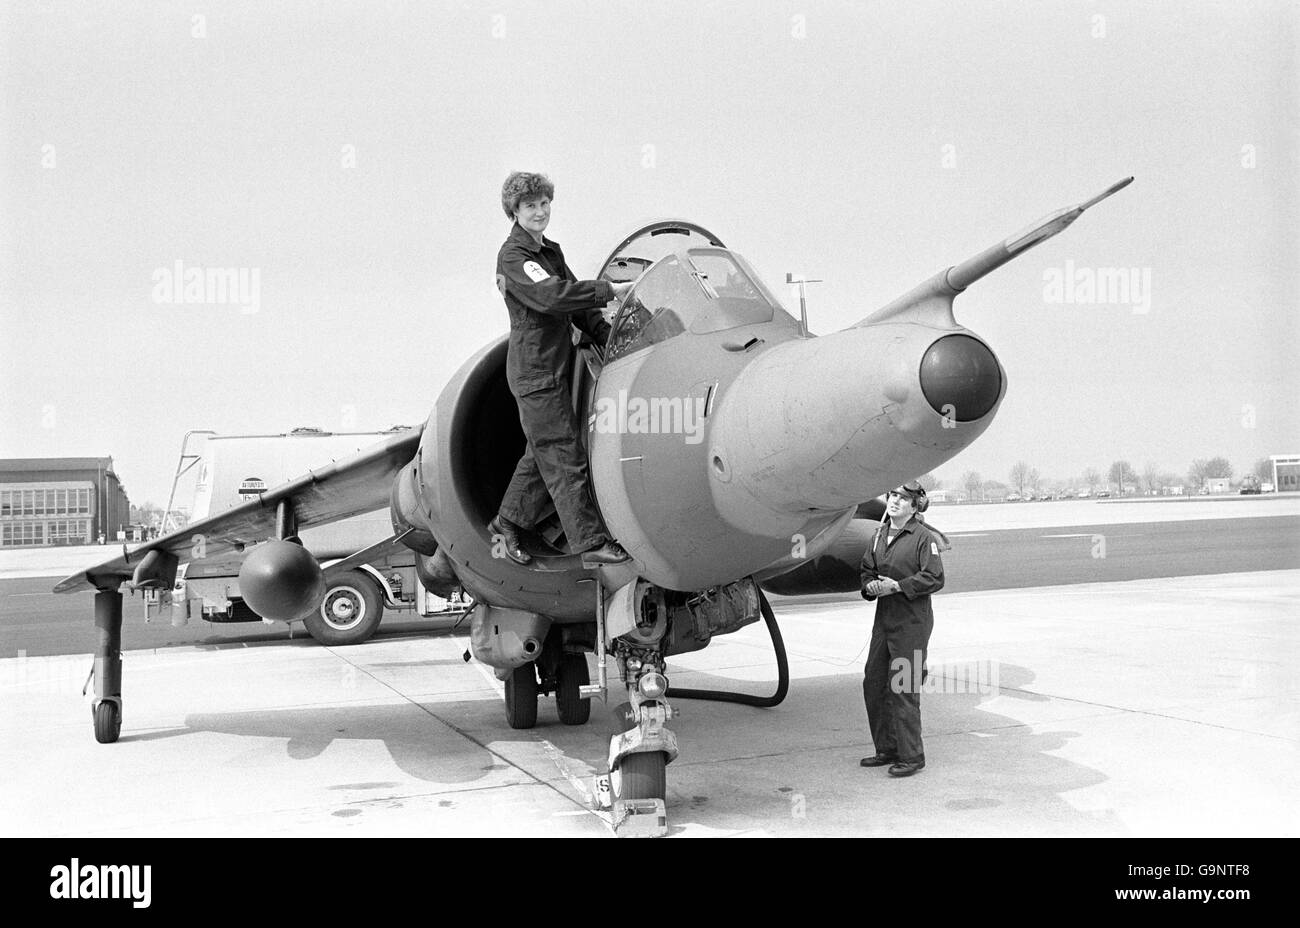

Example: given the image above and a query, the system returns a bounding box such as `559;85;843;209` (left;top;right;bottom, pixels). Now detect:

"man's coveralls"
859;517;945;763
496;222;613;553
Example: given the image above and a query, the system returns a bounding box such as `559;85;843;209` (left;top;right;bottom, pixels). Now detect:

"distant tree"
916;472;938;491
130;500;164;526
962;471;983;502
1009;461;1033;495
1083;468;1101;491
1109;460;1136;493
1253;457;1273;482
1189;457;1233;488
1205;457;1232;479
982;480;1009;501
1140;462;1162;495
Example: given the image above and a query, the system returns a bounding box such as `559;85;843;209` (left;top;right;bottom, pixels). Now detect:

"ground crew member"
490;171;632;567
858;481;945;777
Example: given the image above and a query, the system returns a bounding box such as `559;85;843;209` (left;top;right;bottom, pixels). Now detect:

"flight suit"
860;517;945;763
496;222;613;552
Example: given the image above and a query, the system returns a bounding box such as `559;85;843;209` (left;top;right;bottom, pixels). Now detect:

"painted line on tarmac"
329;641;610;830
456;638;615;832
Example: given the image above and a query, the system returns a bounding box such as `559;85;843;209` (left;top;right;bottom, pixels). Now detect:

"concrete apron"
2;569;1296;837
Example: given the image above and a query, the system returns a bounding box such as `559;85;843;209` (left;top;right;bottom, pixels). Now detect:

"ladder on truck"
160;430;216;536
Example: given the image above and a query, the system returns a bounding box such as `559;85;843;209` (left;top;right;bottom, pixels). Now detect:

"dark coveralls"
860;517;945;763
496;222;613;552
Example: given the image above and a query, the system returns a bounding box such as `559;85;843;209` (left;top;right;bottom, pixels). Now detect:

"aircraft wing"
53;426;423;594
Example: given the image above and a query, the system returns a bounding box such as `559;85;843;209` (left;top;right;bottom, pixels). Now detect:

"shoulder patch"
523;261;552;283
931;542;939;556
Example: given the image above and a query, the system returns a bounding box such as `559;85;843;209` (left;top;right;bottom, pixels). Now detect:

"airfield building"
1269;454;1300;492
0;457;131;547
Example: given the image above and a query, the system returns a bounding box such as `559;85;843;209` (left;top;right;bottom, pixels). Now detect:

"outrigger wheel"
92;700;121;744
505;663;539;729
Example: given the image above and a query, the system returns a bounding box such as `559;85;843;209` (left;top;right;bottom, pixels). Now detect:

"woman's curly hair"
501;171;555;219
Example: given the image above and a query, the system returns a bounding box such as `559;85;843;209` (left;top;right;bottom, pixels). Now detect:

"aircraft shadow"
113;661;1122;834
642;660;1122;835
127;702;502;787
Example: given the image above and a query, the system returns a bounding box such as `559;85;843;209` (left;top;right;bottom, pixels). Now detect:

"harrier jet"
56;177;1132;833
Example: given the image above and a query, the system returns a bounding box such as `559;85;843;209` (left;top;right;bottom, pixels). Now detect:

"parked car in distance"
1262;482;1275;493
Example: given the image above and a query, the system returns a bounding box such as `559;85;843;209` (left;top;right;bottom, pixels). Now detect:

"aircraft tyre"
303;571;383;646
93;701;121;744
555;653;591;726
505;663;539;729
615;751;666;801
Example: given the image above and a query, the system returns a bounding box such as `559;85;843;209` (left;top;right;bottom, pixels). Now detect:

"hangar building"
0;457;132;547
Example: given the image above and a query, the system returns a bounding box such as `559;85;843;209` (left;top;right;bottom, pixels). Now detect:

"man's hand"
865;578;900;597
610;281;633;299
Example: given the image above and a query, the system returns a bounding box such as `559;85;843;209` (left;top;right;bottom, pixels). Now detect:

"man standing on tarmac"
489;171;632;568
859;481;945;777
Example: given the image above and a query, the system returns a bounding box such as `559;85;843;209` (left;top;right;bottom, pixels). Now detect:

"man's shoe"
488;516;531;565
580;540;631;567
888;759;926;777
859;753;898;768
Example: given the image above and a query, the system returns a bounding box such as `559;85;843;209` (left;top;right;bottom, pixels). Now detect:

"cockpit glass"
606;247;784;362
596;222;725;285
605;256;702;362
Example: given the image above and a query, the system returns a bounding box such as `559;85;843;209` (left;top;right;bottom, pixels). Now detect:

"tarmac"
3;567;1297;837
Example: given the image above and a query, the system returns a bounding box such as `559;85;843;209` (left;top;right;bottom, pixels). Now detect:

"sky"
1;0;1296;505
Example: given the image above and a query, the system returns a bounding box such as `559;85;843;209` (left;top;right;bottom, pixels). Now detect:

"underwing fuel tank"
593;178;1132;592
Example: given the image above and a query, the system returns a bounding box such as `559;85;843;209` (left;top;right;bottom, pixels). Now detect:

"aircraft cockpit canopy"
606;247;791;363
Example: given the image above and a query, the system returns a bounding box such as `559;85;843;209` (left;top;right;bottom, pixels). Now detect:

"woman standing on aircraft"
489;171;633;567
858;481;945;777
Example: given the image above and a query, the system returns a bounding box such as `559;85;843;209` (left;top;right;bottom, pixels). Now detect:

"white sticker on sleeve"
523;261;552;283
931;542;939;556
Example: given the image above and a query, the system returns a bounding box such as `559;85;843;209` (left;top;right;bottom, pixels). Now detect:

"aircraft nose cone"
919;334;1002;422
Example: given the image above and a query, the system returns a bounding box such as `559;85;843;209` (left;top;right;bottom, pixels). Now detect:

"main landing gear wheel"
93;701;121;744
613;751;667;801
555;653;591;726
303;571;383;646
505;663;539;729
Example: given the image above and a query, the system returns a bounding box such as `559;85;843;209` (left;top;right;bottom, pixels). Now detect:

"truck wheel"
505;663;539;729
613;751;666;801
555;653;591;725
303;571;383;646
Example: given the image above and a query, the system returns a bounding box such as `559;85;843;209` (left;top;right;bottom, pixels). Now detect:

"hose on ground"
667;588;789;708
